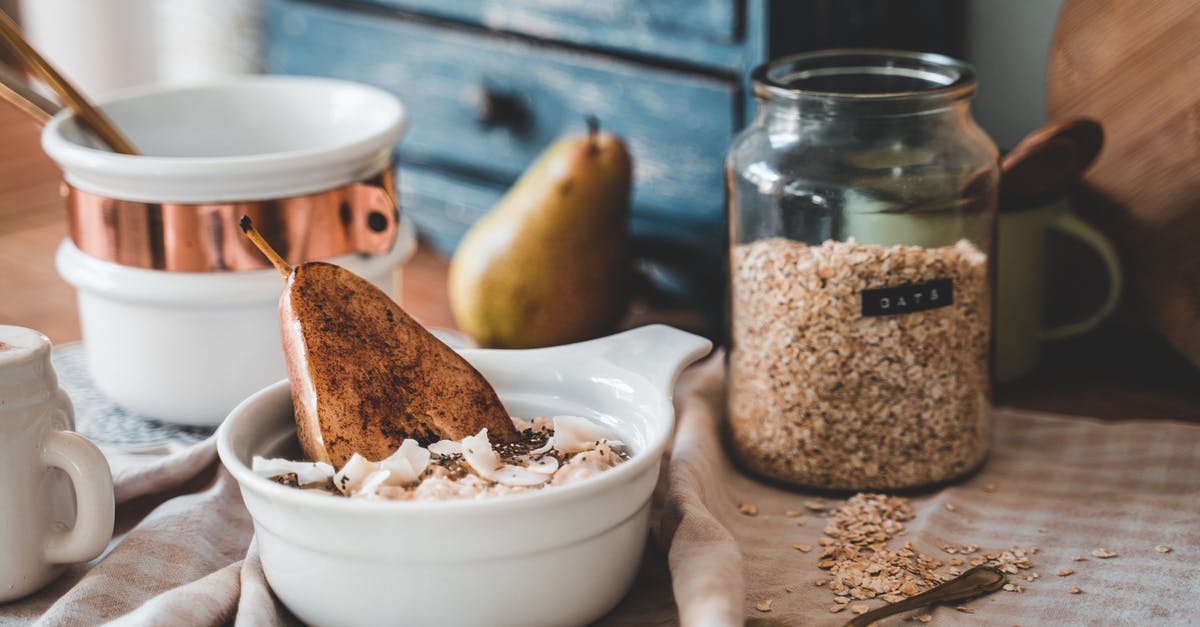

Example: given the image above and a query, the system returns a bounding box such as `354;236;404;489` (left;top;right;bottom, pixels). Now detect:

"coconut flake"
354;469;393;497
551;415;616;454
461;428;551;487
427;439;463;456
334;453;377;495
462;429;503;473
529;438;555;455
525;455;560;475
378;439;430;484
488;464;552;486
252;456;334;486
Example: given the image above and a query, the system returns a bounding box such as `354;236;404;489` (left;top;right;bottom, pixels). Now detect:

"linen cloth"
2;356;1198;626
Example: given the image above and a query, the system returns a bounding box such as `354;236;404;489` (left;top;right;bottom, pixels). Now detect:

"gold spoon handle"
843;565;1008;627
0;61;59;124
0;10;138;154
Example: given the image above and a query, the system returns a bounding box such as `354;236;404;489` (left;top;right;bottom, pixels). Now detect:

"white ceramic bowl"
217;325;711;627
44;76;413;426
42;76;406;203
55;231;414;426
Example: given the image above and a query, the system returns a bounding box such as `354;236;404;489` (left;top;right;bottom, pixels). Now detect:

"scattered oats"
945;502;958;512
1003;583;1017;592
1029;546;1040;555
1072;556;1087;562
1155;545;1172;554
804;499;826;511
955;606;976;614
982;483;997;493
1038;528;1048;533
1091;548;1117;559
738;503;759;516
784;585;795;593
851;604;870;615
784;509;803;518
1069;587;1082;594
1057;569;1074;577
792;544;813;553
830;604;848;614
917;613;933;623
815;493;1037;617
814;578;827;587
755;599;772;612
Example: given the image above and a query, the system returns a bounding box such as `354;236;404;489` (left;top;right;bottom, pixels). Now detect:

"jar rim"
751;49;977;104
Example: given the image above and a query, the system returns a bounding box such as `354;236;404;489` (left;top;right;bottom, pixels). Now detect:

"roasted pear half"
241;217;517;466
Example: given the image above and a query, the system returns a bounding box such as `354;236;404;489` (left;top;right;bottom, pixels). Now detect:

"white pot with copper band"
44;76;414;426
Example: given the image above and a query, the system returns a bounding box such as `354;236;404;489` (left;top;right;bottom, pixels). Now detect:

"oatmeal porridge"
253;415;628;500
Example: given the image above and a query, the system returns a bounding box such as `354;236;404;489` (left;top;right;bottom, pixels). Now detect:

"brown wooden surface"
1048;0;1200;368
0;100;1196;422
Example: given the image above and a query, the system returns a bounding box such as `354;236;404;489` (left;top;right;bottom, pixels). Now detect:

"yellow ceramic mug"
995;199;1122;381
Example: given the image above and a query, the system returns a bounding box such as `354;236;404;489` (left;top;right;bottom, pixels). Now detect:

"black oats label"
861;279;953;316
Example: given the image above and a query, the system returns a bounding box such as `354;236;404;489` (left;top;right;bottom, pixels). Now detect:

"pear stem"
239;215;293;277
585;115;599;155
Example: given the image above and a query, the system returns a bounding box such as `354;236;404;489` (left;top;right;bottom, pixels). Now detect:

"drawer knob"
467;85;528;132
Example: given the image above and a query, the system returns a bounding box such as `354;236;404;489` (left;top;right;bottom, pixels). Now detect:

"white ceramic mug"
0;326;114;603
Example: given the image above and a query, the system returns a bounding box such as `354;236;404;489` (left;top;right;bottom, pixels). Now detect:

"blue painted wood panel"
398;163;724;257
346;0;747;69
269;0;734;247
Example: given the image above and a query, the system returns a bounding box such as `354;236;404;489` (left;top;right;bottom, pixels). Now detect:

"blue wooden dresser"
264;0;962;311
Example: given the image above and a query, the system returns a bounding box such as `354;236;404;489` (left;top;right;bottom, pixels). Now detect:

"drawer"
269;0;735;236
346;0;745;68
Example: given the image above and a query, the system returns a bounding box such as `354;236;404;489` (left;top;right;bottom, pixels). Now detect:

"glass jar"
725;50;998;491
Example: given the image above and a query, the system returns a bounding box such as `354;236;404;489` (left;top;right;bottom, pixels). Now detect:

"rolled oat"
729;238;991;489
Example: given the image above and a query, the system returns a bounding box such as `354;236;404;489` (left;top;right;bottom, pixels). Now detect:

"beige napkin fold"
3;356;1197;626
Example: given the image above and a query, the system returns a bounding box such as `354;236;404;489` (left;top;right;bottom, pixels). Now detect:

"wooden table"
1;101;1196;422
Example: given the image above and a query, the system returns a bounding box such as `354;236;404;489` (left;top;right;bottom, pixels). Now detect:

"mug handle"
1039;212;1123;340
41;430;115;564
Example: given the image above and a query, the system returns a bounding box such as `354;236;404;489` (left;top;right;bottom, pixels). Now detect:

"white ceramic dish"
44;76;413;426
217;325;711;627
55;230;414;426
42;76;405;203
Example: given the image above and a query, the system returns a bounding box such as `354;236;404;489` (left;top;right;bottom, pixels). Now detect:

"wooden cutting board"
1047;0;1200;367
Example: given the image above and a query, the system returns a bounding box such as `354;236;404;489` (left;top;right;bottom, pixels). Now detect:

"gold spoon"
843;565;1008;627
0;62;58;124
0;10;138;154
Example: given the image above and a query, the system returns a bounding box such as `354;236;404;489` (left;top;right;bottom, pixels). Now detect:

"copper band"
66;169;400;272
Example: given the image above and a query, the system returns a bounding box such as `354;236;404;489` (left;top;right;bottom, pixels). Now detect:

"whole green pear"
449;127;632;348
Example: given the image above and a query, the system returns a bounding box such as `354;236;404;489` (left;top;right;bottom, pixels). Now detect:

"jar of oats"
726;50;998;490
